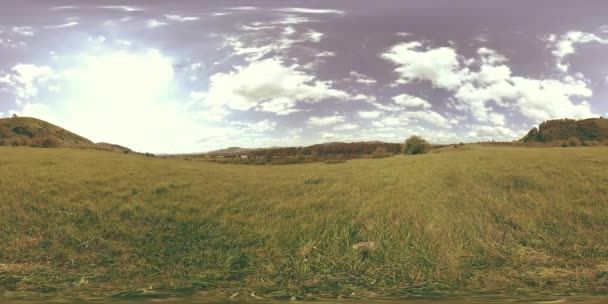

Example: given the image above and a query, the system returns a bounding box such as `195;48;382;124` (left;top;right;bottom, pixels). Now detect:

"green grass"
1;146;608;301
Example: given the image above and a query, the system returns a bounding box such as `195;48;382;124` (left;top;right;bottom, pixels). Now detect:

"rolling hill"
0;116;93;147
521;117;608;145
0;115;132;153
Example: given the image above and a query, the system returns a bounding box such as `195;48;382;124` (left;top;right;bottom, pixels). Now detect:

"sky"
1;1;608;153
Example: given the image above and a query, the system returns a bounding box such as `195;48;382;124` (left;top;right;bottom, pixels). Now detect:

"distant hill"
0;116;132;152
207;141;403;158
521;117;608;145
0;116;93;148
93;142;133;154
207;146;251;156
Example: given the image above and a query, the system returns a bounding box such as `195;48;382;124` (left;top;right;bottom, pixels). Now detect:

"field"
1;145;608;302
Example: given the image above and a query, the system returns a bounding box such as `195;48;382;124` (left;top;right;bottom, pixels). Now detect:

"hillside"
0;116;133;153
521;117;608;145
0;116;93;148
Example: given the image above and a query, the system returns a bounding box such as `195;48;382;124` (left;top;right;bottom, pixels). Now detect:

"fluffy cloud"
383;40;597;125
401;111;450;127
547;31;608;72
456;51;594;122
0;64;56;100
233;119;277;132
381;41;469;90
349;71;377;85
206;58;349;115
392;94;431;108
333;123;359;131
305;30;324;42
358;111;382;119
308;115;345;126
146;19;168;28
466;125;522;142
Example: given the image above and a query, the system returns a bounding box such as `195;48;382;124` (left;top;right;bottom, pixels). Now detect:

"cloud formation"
205;58;349;115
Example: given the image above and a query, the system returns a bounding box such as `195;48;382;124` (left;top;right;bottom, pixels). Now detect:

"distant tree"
12;114;18;118
403;135;430;155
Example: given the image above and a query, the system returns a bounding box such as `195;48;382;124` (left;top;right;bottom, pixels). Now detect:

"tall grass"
1;146;608;300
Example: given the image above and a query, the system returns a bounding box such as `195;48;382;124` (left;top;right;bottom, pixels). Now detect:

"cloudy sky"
1;1;608;153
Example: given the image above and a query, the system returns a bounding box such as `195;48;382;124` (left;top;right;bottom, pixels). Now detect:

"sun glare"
58;49;178;149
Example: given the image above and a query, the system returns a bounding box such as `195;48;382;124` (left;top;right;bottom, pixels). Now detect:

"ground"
1;145;608;302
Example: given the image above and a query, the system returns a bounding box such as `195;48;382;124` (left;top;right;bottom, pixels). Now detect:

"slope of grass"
1;146;608;301
0;117;93;147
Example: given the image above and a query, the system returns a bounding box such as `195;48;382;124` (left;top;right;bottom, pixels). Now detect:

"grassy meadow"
1;145;608;301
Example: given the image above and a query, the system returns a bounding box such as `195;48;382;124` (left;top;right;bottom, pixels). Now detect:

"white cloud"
98;5;142;12
305;30;324;42
11;102;57;122
164;14;200;22
233;119;277;132
349;71;377;85
333;123;359;131
44;22;79;29
271;15;313;25
401;111;450;127
548;31;608;72
12;27;35;36
49;6;77;11
283;26;296;35
146;19;168;28
206;58;349;115
477;47;507;65
466;125;522;142
1;64;56;100
392;94;431;108
274;8;345;14
456;49;595;122
308;115;346;127
383;40;597;125
510;76;594;121
228;6;259;11
372;116;404;128
381;41;469;90
316;51;335;57
358;111;382;119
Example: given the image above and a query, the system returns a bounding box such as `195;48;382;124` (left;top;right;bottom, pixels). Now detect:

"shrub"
371;147;388;159
325;159;346;164
561;142;569;148
403;135;430;155
567;137;580;147
40;136;62;148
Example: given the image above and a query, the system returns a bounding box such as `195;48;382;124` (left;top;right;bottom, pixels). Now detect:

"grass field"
1;145;608;301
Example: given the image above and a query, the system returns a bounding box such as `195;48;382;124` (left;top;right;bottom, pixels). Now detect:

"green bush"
40;136;63;148
568;137;580;147
403;135;430;155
